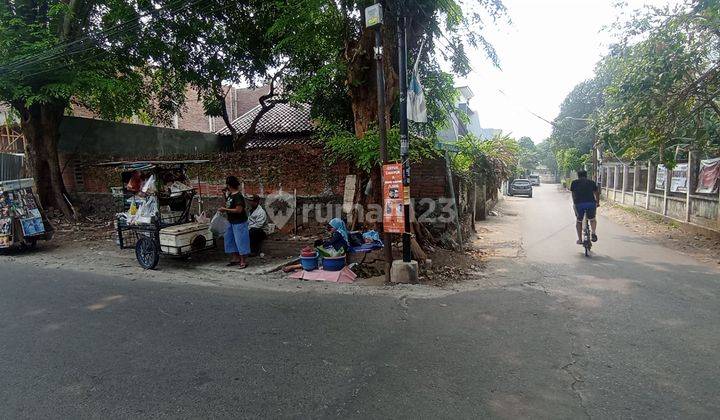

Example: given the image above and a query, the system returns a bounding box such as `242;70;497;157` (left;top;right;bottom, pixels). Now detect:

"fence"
0;125;24;153
600;158;720;232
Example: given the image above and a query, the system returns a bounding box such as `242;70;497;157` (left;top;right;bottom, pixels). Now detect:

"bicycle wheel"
136;236;160;269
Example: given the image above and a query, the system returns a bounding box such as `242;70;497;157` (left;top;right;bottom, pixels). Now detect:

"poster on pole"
382;163;405;233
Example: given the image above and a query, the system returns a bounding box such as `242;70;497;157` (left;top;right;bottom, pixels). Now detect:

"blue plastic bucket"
322;256;346;272
300;254;318;271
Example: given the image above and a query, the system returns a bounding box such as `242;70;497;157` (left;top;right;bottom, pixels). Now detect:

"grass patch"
607;202;680;229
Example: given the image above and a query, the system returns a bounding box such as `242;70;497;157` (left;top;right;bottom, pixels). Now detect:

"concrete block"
390;260;419;284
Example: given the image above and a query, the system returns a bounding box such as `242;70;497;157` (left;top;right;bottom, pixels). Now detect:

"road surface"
1;185;718;418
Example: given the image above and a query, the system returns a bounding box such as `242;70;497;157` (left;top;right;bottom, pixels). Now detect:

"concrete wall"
58;116;222;157
604;187;719;233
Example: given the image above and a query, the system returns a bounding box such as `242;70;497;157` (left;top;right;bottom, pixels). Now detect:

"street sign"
364;4;383;28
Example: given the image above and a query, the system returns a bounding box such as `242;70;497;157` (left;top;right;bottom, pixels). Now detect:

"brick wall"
63;142;350;199
68;85;269;133
411;158;449;199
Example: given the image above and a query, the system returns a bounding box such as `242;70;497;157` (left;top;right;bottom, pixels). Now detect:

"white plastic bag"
210;211;229;237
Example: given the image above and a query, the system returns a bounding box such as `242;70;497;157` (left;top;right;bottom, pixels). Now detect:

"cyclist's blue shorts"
574;202;597;221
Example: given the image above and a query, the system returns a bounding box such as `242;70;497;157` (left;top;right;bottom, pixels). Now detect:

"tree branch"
235;67;288;149
214;85;239;143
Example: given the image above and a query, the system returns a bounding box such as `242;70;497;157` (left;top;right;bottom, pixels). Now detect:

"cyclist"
570;169;600;245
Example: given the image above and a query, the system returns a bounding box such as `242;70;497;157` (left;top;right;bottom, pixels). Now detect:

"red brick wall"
411;158;449;199
64;148;452;200
68;85;270;134
64;142;350;198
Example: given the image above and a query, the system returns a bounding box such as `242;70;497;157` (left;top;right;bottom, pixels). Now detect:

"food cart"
0;178;53;251
99;160;215;269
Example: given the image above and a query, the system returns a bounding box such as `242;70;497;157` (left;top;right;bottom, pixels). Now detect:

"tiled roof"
216;102;314;136
245;135;320;149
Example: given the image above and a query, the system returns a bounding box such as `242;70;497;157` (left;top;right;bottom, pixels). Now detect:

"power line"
0;0;211;76
1;0;201;73
408;0;557;128
20;0;221;81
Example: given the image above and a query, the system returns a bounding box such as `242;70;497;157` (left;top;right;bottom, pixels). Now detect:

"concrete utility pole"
387;6;418;284
397;14;412;264
365;3;394;283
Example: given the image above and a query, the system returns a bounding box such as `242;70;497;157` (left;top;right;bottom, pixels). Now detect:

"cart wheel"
135;236;160;270
191;235;206;252
25;238;37;251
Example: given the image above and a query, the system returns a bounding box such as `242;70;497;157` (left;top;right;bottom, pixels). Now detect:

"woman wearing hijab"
218;176;250;268
283;218;350;273
321;218;350;253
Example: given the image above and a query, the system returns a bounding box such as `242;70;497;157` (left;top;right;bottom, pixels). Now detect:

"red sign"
382;163;405;233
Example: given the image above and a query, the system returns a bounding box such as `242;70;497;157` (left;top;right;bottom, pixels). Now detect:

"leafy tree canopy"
548;0;719;171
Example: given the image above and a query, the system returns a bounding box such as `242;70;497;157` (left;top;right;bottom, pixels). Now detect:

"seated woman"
315;218;349;253
284;218;350;272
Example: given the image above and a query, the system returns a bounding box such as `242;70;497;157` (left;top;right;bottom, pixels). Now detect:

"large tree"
269;0;508;139
0;0;191;217
598;0;719;165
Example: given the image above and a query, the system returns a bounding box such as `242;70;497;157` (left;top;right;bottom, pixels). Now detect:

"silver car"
509;179;533;197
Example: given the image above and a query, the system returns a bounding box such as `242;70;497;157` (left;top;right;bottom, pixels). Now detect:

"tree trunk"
13;101;75;219
347;28;398;139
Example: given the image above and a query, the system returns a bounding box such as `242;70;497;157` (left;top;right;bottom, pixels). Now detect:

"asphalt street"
1;185;718;418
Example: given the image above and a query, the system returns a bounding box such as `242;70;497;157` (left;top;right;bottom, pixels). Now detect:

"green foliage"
0;1;199;123
452;133;520;182
555;148;588;174
318;119;440;173
550;0;720;166
268;0;508;137
516;136;538;176
536;139;558;173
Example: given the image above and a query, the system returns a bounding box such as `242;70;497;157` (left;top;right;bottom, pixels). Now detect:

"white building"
437;86;500;142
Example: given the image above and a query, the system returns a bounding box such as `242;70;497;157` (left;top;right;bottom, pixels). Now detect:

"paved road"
1;186;719;418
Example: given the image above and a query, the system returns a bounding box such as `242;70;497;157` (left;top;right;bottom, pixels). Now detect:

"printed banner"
382;163;405;233
656;164;688;193
696;157;720;194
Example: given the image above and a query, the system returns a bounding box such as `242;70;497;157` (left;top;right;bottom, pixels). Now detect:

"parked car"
509;179;533;197
528;174;540;186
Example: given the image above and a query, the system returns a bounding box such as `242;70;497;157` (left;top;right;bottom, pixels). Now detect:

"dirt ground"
602;202;720;265
0;213;507;298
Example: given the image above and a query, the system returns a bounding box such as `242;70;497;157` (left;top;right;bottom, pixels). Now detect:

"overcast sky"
454;0;676;143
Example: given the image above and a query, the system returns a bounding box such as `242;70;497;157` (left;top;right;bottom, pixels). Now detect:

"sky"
454;0;676;143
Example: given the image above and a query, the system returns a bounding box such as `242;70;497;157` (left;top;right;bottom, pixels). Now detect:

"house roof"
232;86;271;118
216;102;314;136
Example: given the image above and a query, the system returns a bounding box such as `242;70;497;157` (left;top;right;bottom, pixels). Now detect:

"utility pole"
397;13;412;263
365;3;394;282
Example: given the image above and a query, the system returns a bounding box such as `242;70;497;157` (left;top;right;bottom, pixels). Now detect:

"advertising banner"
382;163;405;233
656;164;688;193
696;157;720;194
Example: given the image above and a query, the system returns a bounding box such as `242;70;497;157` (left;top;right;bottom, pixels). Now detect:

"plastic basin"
300;254;319;271
322;256;346;272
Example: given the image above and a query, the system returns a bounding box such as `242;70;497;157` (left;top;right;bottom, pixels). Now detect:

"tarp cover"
0;153;23;181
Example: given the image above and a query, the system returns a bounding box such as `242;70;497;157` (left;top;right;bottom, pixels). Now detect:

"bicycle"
581;214;592;257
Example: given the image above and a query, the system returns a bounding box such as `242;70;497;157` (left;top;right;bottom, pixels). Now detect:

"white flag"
407;44;427;123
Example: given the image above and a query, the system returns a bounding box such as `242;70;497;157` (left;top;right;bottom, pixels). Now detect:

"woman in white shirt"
246;195;268;256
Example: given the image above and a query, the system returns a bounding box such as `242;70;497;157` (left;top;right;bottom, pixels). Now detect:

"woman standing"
219;176;250;268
